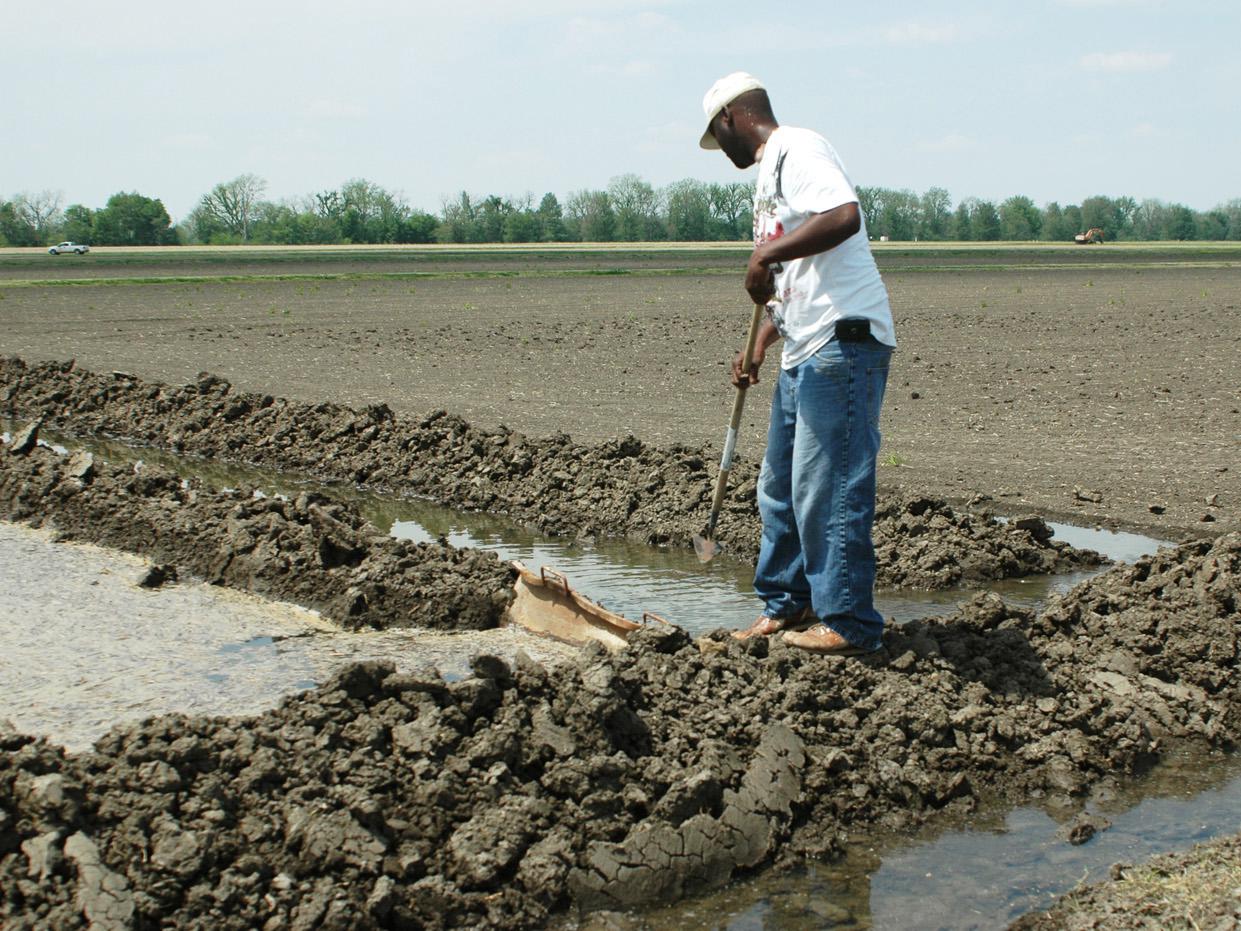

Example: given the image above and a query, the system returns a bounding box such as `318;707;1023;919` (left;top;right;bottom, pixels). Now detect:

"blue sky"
7;0;1237;221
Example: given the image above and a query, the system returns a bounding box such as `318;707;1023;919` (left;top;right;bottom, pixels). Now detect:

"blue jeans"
753;336;892;650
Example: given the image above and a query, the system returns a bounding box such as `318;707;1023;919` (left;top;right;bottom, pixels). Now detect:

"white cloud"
1080;51;1172;72
883;22;961;45
916;133;975;154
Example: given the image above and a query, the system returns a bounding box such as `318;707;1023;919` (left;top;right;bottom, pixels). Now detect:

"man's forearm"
754;202;861;267
756;318;781;352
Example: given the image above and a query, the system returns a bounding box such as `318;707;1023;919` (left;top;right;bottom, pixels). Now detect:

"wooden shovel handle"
705;303;767;534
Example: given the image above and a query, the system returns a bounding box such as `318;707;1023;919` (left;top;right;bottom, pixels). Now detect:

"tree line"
4;176;1240;247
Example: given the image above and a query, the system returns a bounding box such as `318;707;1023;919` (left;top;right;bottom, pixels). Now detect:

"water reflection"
617;750;1241;930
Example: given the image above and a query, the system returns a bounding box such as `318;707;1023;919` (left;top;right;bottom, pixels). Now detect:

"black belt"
834;318;871;342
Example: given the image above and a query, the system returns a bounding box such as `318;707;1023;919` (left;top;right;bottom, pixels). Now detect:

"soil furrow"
1;356;1100;590
0;429;514;632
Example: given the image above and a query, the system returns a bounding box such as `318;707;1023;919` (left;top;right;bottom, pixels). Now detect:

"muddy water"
0;519;574;752
621;750;1241;930
5;423;1166;637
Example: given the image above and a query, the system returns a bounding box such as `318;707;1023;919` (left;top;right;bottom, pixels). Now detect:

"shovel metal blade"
692;533;722;563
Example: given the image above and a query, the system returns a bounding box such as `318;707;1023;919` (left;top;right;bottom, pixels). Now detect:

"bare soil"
0;246;1237;929
0;246;1235;539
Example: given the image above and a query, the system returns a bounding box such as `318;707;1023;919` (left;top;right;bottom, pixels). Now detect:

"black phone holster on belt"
834;318;871;342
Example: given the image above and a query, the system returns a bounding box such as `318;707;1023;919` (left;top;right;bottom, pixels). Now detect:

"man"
700;72;896;655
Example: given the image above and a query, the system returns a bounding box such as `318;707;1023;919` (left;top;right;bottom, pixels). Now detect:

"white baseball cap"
699;71;765;149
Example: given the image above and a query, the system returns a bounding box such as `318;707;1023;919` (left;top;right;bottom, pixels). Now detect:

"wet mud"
0;430;515;632
2;528;1237;928
0;357;1101;590
1;354;1234;929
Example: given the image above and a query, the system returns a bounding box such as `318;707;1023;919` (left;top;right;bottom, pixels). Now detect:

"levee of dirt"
2;532;1237;929
0;357;1101;590
0;426;514;631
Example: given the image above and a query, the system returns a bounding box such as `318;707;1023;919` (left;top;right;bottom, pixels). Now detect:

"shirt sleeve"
782;133;858;216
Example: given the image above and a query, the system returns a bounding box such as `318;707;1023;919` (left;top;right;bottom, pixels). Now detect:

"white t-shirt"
753;126;896;369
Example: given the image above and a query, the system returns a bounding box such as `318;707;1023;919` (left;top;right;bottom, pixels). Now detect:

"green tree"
475;195;514;242
194;174;266;242
502;201;539;243
60;204;96;243
0;201;37;246
663;179;711;240
1196;209;1228;240
918;187;952;241
1041;202;1066;241
608;174;660;241
950;201;972;241
437;191;478;243
971;199;1001;241
1080;195;1135;241
707;181;752;240
397;211;438;244
535;193;566;242
338;178;408;243
999;195;1042;240
250;201;301;244
876;188;920;240
857;186;881;233
1131;199;1165;240
1062;204;1084;241
564;190;615;242
93;192;176;245
185;205;234;244
1162;204;1196;240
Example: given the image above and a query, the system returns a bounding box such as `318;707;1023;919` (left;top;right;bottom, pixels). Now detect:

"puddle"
0;519;574;751
2;422;1168;640
618;749;1241;930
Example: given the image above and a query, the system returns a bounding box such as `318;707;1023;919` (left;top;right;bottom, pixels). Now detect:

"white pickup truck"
48;242;90;255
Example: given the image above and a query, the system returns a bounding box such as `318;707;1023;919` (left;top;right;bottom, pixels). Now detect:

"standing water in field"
0;425;1168;741
5;426;1219;931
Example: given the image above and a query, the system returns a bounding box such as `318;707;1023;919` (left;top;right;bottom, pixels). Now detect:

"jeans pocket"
809;340;846;377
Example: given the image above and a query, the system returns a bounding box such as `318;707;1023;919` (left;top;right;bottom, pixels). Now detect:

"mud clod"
0;443;515;631
136;564;177;589
8;418;42;457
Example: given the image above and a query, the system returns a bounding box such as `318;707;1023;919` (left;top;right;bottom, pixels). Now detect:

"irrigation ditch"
0;356;1238;929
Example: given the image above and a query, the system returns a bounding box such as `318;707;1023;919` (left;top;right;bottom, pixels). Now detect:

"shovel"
693;301;767;563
